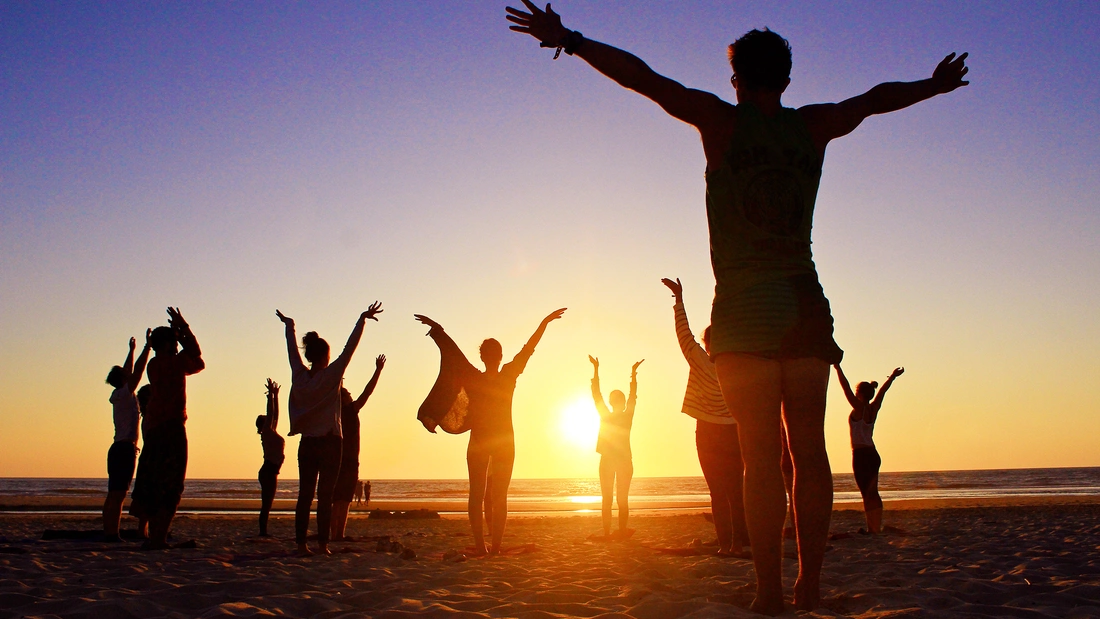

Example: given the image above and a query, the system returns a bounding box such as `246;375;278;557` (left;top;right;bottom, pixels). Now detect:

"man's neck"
737;90;783;117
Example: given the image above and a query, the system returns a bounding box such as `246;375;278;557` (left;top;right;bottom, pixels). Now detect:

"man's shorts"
711;272;843;364
130;424;188;517
106;441;138;492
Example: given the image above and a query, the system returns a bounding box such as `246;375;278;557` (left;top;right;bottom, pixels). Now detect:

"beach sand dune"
1;505;1098;617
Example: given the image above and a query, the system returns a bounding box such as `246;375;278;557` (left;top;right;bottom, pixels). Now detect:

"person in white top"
277;302;382;556
103;330;151;542
835;364;904;534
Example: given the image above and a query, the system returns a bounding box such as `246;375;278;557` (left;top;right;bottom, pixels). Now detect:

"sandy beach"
2;501;1098;618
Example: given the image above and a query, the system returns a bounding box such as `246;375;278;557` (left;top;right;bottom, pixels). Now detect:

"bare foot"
749;595;785;616
318;544;332;555
296;544;313;557
793;577;820;612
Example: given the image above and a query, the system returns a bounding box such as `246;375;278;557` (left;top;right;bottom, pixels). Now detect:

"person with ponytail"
276;302;382;556
834;364;904;534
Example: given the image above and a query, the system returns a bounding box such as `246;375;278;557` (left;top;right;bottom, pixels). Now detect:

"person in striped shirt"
663;277;749;556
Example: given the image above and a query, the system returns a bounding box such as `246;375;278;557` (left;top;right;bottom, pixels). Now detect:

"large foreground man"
506;3;968;614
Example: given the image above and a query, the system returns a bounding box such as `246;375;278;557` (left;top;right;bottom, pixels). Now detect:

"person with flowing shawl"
415;308;566;555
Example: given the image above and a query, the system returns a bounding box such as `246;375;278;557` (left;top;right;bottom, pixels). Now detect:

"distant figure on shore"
661;277;749;555
103;331;152;542
415;308;566;555
354;480;371;506
256;379;285;537
506;3;968;612
835;365;904;534
277;302;382;556
589;355;642;540
130;307;205;550
331;354;386;541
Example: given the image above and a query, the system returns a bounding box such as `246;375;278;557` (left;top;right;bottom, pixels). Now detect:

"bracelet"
540;30;584;60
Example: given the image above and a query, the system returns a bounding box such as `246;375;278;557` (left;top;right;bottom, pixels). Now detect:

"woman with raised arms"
415;308;565;555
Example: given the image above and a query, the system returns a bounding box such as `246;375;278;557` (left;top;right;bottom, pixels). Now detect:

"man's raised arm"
506;1;728;129
801;52;970;151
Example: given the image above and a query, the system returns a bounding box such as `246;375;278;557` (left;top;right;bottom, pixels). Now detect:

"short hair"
727;28;792;91
106;366;125;388
256;415;266;433
480;338;502;360
302;331;330;366
702;326;712;347
149;326;177;350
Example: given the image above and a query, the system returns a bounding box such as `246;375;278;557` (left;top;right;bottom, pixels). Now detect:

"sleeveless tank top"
849;412;875;449
705;103;823;300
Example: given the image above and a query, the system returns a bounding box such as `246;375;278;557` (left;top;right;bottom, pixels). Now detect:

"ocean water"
2;467;1099;514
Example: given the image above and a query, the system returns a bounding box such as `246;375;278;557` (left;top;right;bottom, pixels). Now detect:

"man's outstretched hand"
932;52;969;94
506;1;568;46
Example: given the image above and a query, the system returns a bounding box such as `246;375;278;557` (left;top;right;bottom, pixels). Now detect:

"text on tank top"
705;103;824;299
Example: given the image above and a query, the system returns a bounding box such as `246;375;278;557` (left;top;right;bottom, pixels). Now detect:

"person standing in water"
331;354;386;542
505;3;968;612
588;355;642;540
103;331;152;541
130;308;204;550
277;302;382;556
835;364;904;534
415;308;566;555
662;277;750;556
256;378;285;537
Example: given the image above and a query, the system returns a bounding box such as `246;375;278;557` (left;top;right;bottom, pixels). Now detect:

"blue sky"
1;1;1097;478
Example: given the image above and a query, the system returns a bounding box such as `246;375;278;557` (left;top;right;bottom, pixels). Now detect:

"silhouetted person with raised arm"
103;330;152;542
277;302;382;556
589;356;642;540
130;307;204;550
662;277;750;556
331;354;386;541
835;364;904;534
506;4;967;612
256;378;285;537
415;308;566;555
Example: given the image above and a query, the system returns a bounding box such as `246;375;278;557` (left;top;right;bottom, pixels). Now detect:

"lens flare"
559;397;599;449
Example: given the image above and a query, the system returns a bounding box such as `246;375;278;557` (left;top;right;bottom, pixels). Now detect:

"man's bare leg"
780;358;832;612
715;353;785;616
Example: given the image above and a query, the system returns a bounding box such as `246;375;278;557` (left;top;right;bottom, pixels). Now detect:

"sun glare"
559;397;600;449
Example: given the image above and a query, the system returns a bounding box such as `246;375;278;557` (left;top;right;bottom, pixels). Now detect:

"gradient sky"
2;1;1097;480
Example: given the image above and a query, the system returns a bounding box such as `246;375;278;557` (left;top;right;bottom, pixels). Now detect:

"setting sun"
558;397;600;450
